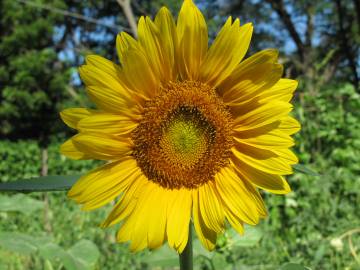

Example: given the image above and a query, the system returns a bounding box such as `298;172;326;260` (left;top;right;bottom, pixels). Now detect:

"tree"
0;0;71;147
220;0;360;91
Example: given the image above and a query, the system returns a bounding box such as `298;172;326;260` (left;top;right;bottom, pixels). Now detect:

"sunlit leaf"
211;253;229;269
0;194;44;215
142;245;178;267
38;242;66;261
61;240;100;270
227;226;263;248
0;232;52;255
44;260;55;270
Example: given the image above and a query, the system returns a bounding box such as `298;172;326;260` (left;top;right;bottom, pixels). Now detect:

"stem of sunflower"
179;224;193;270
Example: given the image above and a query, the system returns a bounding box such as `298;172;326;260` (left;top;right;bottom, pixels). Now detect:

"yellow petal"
234;129;294;150
77;113;138;135
117;182;156;252
129;183;159;252
233;120;280;139
167;189;192;253
116;32;141;65
192;189;217;251
258;79;298;103
236;173;267;218
147;186;168;249
85;55;122;83
77;160;140;211
60;108;94;129
234;101;293;131
231;159;291;194
223;205;244;235
72;133;132;160
115;181;171;252
121;48;159;98
138;16;168;83
69;159;127;198
278;116;301;135
79;62;122;89
232;145;293;175
86;85;140;114
198;181;225;233
60;135;91;160
214;167;260;225
177;0;208;80
273;148;299;165
218;49;279;100
223;63;283;104
200;18;253;87
155;7;178;81
102;175;148;227
79;64;140;111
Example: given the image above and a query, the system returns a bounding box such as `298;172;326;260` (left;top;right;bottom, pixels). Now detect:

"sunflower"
60;0;300;253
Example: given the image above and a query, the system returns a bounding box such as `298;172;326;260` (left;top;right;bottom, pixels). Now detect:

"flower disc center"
160;107;214;168
132;81;234;189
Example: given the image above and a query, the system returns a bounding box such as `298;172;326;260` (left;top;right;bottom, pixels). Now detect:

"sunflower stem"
179;224;193;270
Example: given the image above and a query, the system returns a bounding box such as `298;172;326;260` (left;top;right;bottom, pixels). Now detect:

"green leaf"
44;260;55;270
38;242;66;261
280;263;310;270
193;239;212;259
61;240;100;270
0;261;7;270
0;194;44;215
211;253;230;269
293;164;320;176
142;245;179;267
0;175;80;192
0;231;100;270
0;231;52;255
227;226;263;248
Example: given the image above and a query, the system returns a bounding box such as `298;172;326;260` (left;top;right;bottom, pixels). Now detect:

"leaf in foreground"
227;225;263;248
0;175;80;192
0;232;100;270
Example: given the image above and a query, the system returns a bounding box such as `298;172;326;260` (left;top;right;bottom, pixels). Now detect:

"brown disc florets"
131;81;234;189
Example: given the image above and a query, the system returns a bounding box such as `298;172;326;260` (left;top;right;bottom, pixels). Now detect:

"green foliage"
0;231;100;270
0;0;70;143
0;194;44;215
0;140;143;270
280;263;309;270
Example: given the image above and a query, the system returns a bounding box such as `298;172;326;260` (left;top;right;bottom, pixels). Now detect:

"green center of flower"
169;121;199;153
160;107;214;168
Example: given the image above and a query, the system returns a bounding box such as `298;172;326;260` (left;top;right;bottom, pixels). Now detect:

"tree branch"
17;0;129;31
116;0;138;38
265;0;305;60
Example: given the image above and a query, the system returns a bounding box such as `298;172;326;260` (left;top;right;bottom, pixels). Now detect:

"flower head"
60;0;300;253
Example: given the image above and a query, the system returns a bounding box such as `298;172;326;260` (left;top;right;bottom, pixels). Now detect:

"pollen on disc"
131;81;234;189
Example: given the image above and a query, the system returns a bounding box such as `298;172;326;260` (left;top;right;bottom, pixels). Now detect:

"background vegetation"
0;0;359;269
